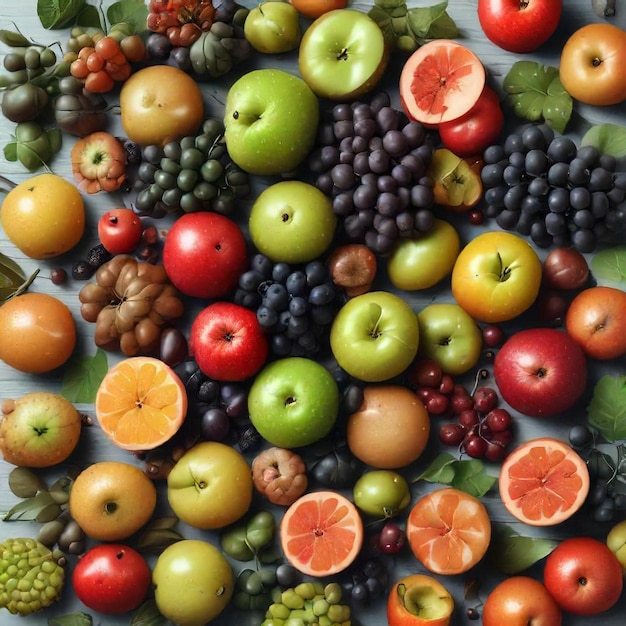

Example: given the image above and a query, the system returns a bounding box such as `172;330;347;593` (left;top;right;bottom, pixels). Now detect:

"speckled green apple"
417;303;483;376
249;180;337;263
223;69;319;175
330;291;419;382
243;1;302;54
353;470;411;518
298;9;389;100
247;357;339;448
386;218;461;291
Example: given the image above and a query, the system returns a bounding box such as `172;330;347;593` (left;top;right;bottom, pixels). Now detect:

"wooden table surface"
0;1;625;624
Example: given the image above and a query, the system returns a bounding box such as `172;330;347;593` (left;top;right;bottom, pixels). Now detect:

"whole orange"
69;461;157;541
0;292;76;374
346;385;430;469
1;173;85;259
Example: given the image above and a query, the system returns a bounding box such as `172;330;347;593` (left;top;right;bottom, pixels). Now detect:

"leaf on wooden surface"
581;123;626;158
48;612;93;626
61;348;108;403
4;490;56;521
131;599;169;626
8;466;47;498
107;0;148;33
37;0;87;29
588;375;626;443
591;247;626;287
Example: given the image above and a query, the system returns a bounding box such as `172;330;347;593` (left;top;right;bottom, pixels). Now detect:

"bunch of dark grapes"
174;359;254;448
129;117;249;218
481;123;626;252
409;360;513;461
341;555;390;609
308;92;437;256
569;424;626;523
233;253;342;358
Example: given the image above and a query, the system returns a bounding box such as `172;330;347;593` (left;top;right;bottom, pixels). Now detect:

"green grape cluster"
0;538;65;616
233;568;281;613
133;117;250;217
261;581;351;626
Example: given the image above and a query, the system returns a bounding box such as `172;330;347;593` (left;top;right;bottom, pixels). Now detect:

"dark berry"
238;424;262;453
49;268;67;284
466;607;480;620
86;243;113;268
71;259;95;280
123;139;142;165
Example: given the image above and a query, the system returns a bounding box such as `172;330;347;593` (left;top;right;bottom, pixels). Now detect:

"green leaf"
46;128;63;154
0;30;32;47
76;4;103;29
489;524;557;574
503;61;573;133
8;466;47;498
131;599;168;626
588;375;626;443
61;349;108;403
0;252;33;301
3;143;17;163
37;0;87;29
107;0;148;34
407;1;459;43
48;612;93;626
581;124;626;158
591;247;626;286
3;491;56;521
413;453;496;497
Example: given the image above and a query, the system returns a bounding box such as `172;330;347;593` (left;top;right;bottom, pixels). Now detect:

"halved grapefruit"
399;40;486;126
279;490;364;577
95;356;188;451
406;487;491;575
499;437;590;526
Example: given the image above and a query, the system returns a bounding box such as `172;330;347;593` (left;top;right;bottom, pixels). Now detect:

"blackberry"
238;424;262;453
86;243;112;268
122;139;142;165
71;259;95;280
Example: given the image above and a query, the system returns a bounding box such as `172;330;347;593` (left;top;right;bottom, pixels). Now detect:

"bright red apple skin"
543;537;624;616
189;302;269;382
493;328;587;417
162;212;248;300
477;0;563;54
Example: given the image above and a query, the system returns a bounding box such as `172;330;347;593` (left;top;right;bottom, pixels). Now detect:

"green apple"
244;1;302;54
386;218;460;291
353;470;411;518
330;290;419;382
249;180;337;263
153;539;234;626
0;392;82;468
247;357;339;448
607;520;626;575
417;303;482;376
167;441;253;530
224;68;319;176
298;9;390;100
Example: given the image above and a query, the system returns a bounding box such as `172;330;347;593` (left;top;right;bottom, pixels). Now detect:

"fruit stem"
0;175;17;193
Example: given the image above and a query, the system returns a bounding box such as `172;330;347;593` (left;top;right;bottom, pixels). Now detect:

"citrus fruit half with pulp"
399;40;486;126
499;437;590;526
95;356;187;451
406;487;491;575
280;490;364;577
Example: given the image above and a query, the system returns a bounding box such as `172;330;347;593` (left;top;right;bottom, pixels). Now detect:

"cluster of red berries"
147;0;216;47
408;358;513;462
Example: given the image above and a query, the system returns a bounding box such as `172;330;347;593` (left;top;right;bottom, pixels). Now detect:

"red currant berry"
485;408;512;433
410;358;443;388
458;409;480;430
473;386;498;413
439;423;465;446
482;324;504;348
464;434;487;458
426;393;450;416
438;374;455;395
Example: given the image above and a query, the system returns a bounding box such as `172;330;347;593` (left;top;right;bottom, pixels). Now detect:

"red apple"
189;302;269;382
162;212;248;300
543;537;623;615
493;328;587;417
477;0;563;54
482;576;562;626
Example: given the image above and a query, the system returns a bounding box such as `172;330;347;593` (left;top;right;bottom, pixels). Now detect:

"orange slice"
95;356;187;451
498;437;590;526
406;487;491;575
400;40;486;126
279;490;364;577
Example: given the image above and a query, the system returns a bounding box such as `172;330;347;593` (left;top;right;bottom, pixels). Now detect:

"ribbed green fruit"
0;538;65;615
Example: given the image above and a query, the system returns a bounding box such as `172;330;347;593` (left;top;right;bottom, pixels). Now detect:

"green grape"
177;168;199;192
179;135;196;151
201;158;224;183
193;181;218;201
244;571;265;596
154;170;177;190
203;117;224;137
163;140;182;160
162;187;183;208
160;156;182;176
4;52;26;72
180;147;204;170
180;191;201;212
148;182;165;201
39;48;57;68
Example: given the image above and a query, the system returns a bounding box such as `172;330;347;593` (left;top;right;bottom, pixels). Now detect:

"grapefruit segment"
95;356;187;451
406;487;491;575
280;490;363;577
400;40;486;126
499;437;590;526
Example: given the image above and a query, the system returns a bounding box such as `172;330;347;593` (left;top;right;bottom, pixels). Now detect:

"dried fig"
251;447;308;506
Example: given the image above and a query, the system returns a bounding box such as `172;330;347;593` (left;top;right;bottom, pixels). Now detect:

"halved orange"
406;487;491;575
279;490;364;577
95;356;187;451
498;437;590;527
399;40;486;126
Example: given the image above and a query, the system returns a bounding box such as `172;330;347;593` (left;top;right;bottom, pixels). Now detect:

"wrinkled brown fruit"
327;244;377;297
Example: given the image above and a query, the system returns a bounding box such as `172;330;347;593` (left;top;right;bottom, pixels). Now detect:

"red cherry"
485;408;512;433
482;324;505;348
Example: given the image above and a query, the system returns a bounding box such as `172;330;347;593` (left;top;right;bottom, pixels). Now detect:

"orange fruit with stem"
279;490;364;577
498;437;590;526
95;356;187;452
406;487;491;575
